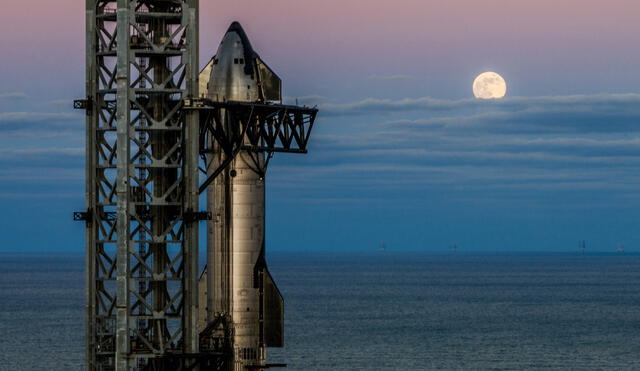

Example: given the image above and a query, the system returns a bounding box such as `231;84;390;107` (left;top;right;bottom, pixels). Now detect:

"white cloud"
366;74;414;82
47;99;73;107
0;92;29;101
319;94;640;119
283;95;328;106
265;94;640;204
0;112;82;132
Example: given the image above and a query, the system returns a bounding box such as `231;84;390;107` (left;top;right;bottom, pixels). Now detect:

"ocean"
1;252;640;370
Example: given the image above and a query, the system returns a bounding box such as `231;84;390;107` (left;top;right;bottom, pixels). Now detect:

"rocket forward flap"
256;56;281;102
199;58;214;97
263;268;284;348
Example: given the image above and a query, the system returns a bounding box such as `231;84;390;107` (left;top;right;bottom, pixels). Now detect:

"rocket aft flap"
197;21;284;368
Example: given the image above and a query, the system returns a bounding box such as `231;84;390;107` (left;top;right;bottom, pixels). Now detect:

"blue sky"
267;94;640;252
2;2;640;253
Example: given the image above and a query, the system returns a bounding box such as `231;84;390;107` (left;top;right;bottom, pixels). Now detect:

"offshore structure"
74;1;317;370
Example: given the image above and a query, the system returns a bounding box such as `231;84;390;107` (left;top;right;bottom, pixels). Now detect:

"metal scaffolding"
78;2;318;370
183;99;318;194
82;1;200;369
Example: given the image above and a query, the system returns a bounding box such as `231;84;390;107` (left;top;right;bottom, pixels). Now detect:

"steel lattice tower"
83;1;200;369
78;2;319;370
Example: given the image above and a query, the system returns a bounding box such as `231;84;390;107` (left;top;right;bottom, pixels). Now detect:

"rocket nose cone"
227;21;244;33
224;21;255;58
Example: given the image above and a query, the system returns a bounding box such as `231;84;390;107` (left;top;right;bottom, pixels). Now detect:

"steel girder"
84;1;200;370
82;2;318;370
182;99;319;194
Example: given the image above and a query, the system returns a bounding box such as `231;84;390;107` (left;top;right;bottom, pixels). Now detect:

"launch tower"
76;1;317;370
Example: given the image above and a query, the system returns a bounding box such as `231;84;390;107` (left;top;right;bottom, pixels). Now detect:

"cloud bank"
366;74;414;82
0;112;82;132
2;93;640;209
268;94;640;207
0;92;29;101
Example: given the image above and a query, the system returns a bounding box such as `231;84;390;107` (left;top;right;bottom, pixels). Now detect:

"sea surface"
1;252;640;370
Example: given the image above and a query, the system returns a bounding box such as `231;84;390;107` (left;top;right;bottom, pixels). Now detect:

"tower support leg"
84;1;200;369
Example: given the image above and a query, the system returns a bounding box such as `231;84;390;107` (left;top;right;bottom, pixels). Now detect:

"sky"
1;1;640;253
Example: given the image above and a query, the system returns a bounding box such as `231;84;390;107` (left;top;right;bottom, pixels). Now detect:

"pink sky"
2;0;640;99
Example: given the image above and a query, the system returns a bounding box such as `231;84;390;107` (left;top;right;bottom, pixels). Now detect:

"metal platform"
183;98;318;193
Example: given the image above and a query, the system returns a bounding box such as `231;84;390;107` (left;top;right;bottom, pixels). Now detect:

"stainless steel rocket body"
199;22;284;370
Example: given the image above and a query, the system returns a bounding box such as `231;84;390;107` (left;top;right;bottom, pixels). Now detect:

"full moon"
473;71;507;99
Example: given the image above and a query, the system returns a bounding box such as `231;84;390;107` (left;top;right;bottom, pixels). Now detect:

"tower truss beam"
183;99;318;193
82;3;318;370
84;1;200;370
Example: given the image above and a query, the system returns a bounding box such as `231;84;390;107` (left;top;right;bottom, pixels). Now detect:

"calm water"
1;253;640;370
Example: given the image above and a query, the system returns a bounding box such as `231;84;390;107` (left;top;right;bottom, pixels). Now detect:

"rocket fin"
197;266;208;333
255;56;282;102
254;243;285;347
199;57;215;97
263;268;284;347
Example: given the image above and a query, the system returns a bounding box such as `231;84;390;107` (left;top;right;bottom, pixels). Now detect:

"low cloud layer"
268;94;640;207
366;74;414;82
320;94;640;119
0;92;29;101
2;94;640;209
0;112;82;132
